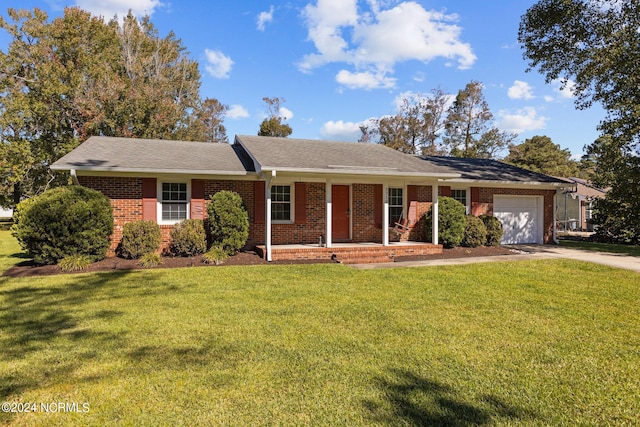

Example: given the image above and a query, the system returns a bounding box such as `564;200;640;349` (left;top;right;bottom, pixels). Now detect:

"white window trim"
270;183;295;224
157;180;191;225
451;188;470;214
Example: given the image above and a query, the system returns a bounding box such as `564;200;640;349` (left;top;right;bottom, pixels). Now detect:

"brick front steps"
255;242;443;264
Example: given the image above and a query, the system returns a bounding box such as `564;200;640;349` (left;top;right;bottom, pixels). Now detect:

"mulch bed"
3;246;517;278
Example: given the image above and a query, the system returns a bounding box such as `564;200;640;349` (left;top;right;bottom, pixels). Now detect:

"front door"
332;185;350;241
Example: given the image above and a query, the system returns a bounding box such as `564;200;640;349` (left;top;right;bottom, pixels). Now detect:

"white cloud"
544;95;554;102
498;107;548;133
352;3;476;69
204;49;233;79
552;78;576;99
257;5;274;31
227;104;249;119
335;69;396;90
299;0;476;90
75;0;163;20
507;80;534;100
320;117;377;141
279;107;294;120
299;0;358;71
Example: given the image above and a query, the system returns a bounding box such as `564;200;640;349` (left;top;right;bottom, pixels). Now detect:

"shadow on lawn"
365;368;537;426
0;269;151;400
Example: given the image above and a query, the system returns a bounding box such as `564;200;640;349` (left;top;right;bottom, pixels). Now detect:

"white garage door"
493;196;543;244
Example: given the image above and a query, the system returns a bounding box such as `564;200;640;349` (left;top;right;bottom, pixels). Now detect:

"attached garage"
493;195;544;244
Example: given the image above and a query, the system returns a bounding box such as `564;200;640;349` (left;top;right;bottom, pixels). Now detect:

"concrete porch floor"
255;241;443;263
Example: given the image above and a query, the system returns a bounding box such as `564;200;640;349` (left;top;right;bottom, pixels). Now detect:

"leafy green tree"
187;98;229;143
505;135;579;177
362;88;449;155
0;7;216;206
443;81;515;158
519;0;640;243
258;97;292;137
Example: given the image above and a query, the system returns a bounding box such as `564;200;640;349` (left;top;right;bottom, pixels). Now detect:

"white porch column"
382;183;389;246
325;180;332;248
553;188;560;243
265;172;274;261
432;184;439;245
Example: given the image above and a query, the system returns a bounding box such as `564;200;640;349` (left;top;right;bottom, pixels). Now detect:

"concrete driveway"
508;245;640;273
351;245;640;272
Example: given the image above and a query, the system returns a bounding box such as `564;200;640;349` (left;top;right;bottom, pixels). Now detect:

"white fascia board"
52;165;249;176
438;178;575;189
258;166;460;179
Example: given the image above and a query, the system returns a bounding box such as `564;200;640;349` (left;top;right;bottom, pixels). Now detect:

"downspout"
325;180;332;248
70;169;79;185
553;188;562;244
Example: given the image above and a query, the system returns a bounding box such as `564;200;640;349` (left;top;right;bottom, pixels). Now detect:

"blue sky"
2;0;605;157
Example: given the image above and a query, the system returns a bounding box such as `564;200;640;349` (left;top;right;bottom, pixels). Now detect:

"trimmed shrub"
58;254;92;272
11;186;113;264
202;245;228;265
424;196;466;248
462;215;487;248
169;219;207;257
139;252;162;267
480;215;504;246
120;220;161;259
207;191;249;255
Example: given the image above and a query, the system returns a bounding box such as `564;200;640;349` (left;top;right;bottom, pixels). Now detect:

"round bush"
480;215;504;246
462;215;487;248
207;191;249;254
120;220;161;259
424;196;466;248
11;185;113;265
169;219;207;257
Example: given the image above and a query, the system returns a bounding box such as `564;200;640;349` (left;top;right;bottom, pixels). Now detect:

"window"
451;189;466;206
161;182;188;221
271;185;291;221
585;201;593;220
388;187;403;224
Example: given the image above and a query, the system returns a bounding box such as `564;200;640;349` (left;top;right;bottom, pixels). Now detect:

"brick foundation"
256;243;443;263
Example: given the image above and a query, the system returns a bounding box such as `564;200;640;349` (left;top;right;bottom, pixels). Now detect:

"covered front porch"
256;241;443;264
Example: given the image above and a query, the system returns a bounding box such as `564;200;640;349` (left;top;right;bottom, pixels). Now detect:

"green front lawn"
1;231;638;426
559;238;640;257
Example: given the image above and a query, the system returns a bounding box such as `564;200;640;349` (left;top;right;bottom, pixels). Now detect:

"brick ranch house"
51;135;572;263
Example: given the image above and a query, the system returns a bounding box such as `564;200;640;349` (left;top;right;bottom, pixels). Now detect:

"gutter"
70;169;79;185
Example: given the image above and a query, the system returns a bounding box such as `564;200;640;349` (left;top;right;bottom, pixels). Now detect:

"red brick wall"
263;182;326;245
79;176;558;253
353;184;382;243
78;176;143;254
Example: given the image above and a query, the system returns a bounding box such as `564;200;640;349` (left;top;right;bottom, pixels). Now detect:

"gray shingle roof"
51;136;249;175
51;135;568;185
235;135;458;177
421;156;571;184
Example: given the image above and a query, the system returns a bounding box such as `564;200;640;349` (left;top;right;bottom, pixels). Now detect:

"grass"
1;230;639;426
559;238;640;256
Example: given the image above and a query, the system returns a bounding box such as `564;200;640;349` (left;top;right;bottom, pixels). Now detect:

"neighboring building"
555;177;607;231
51;135;572;262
